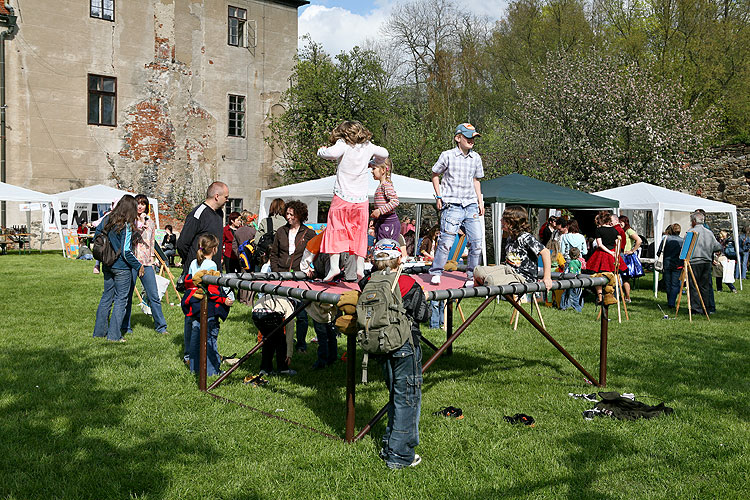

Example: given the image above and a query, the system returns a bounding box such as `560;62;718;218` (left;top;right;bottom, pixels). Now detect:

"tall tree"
266;38;389;182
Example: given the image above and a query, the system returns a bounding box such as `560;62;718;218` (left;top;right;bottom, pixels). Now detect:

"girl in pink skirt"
317;120;389;280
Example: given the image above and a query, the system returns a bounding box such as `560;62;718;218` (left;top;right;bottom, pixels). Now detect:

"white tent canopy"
258;174;436;221
258;174;488;262
0;182;58;253
52;184;160;229
594;182;740;295
0;181;54;202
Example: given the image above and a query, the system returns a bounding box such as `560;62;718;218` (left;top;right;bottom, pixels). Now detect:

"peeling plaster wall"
4;0;300;229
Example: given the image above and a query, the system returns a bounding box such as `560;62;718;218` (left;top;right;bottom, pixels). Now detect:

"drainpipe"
0;3;18;228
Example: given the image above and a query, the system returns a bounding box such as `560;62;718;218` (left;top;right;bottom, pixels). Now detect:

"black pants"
260;326;288;373
716;277;737;292
688;262;713;313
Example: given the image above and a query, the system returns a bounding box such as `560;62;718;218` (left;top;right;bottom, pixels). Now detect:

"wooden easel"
443;233;468;330
675;232;709;322
132;249;182;307
596;238;629;323
510;294;546;330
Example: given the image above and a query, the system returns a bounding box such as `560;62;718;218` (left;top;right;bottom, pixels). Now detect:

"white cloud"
298;5;391;56
298;1;508;56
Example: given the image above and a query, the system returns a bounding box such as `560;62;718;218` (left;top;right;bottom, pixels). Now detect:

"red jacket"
223;225;235;259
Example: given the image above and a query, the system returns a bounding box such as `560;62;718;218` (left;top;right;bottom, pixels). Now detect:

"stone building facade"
2;0;306;229
698;144;750;232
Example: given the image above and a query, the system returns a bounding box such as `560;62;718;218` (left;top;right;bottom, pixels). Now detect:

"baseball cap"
373;238;402;261
455;123;481;138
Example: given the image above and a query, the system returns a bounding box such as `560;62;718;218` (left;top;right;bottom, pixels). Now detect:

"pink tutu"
320;195;368;257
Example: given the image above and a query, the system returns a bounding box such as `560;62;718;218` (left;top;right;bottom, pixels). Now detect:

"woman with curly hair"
269;200;315;353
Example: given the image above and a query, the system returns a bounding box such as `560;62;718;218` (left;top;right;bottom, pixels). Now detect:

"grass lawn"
1;253;748;499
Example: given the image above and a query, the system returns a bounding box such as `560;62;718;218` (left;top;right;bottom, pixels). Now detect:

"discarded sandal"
503;413;535;426
433;406;464;419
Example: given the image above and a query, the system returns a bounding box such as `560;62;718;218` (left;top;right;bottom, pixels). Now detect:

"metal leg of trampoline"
352;296;495;442
506;294;603;387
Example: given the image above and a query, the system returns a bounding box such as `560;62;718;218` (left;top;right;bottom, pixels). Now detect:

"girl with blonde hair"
318;120;389;280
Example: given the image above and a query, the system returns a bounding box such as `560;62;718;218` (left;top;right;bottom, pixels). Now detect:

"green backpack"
356;269;412;354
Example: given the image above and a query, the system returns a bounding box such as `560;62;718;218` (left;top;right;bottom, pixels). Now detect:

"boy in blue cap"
430;123;484;286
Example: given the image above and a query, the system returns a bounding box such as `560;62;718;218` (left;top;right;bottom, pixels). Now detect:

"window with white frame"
228;95;246;137
90;0;114;21
228;6;247;47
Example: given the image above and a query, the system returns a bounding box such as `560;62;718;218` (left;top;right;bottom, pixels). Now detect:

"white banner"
43;202;111;233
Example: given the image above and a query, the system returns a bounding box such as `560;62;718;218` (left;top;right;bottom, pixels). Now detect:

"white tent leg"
415;204;422;258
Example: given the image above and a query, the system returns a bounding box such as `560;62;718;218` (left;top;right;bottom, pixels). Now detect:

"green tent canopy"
481;173;618;264
481;173;619;208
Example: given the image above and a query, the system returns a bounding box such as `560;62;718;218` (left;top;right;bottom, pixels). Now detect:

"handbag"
623;252;644;278
654;237;665;273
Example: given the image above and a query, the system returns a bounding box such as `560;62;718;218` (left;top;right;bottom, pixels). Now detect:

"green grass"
1;253;748;499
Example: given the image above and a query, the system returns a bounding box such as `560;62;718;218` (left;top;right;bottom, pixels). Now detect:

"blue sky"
298;0;507;56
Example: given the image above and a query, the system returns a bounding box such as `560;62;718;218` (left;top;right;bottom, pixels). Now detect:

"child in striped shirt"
370;157;401;241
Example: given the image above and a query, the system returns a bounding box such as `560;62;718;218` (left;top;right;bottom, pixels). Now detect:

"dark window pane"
101;78;115;93
88;95;100;124
88;75;99;90
101;96;115;125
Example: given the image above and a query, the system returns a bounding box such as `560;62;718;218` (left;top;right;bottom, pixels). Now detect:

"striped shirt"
432;147;484;206
374;180;399;215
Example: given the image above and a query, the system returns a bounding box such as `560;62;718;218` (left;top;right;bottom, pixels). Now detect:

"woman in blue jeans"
134;194;169;335
93;195;144;342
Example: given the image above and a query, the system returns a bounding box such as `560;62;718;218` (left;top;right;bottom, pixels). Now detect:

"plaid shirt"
432;147;484;206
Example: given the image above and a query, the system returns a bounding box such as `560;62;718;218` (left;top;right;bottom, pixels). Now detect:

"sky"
298;0;508;56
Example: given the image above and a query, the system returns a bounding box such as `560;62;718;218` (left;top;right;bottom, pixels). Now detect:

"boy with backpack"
357;239;430;469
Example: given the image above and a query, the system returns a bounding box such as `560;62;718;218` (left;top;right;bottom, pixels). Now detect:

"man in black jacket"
177;181;229;273
176;181;229;361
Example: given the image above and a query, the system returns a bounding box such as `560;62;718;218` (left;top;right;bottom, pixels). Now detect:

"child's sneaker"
243;374;269;386
430;275;441;285
279;369;297;376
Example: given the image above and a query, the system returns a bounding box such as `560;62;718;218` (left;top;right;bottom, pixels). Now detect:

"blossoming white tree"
492;50;719;191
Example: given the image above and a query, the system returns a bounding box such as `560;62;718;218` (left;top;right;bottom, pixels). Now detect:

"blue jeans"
740;252;748;279
560;287;583;312
429;300;444;328
313;320;338;367
664;269;681;308
430;203;483;277
381;341;422;469
183;315;192;357
139;265;167;333
189;317;222;376
93;266;135;341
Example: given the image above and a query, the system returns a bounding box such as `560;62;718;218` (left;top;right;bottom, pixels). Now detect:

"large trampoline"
195;269;613;442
